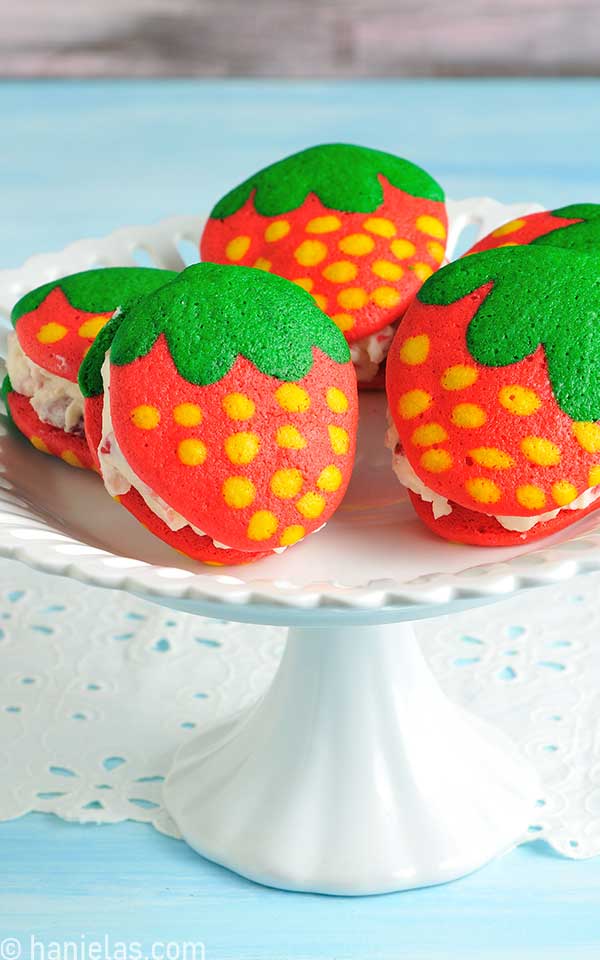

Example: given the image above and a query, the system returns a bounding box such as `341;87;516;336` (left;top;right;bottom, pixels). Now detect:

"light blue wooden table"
2;79;600;958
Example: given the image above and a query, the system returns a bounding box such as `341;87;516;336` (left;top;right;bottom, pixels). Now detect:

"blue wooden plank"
3;80;600;956
2;80;600;271
0;814;599;960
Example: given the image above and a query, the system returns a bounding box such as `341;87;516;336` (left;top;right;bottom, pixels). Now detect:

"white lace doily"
0;555;598;859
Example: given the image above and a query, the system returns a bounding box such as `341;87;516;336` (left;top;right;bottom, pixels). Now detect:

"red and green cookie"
466;203;600;256
386;245;600;546
79;262;358;566
5;267;176;470
200;143;447;362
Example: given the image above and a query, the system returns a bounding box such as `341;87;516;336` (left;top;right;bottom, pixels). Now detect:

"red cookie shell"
466;210;583;256
387;287;600;520
84;394;271;566
15;288;112;383
201;179;447;344
107;338;357;553
6;387;95;471
409;490;600;547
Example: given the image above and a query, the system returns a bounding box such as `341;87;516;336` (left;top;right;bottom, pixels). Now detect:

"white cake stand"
4;200;599;896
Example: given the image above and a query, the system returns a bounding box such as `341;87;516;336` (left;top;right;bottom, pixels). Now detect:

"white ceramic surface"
164;621;542;895
0;199;573;894
7;198;599;626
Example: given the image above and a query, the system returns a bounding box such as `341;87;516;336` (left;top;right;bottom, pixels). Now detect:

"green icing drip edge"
80;263;351;397
531;203;600;253
211;143;444;218
12;267;178;324
418;245;600;422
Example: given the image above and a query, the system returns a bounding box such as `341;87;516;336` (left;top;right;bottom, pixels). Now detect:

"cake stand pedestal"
164;617;540;895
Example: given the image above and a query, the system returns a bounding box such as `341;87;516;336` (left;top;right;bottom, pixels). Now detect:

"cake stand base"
164;621;541;895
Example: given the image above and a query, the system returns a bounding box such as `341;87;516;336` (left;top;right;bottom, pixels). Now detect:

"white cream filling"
6;333;84;434
385;421;600;532
351;325;395;383
98;356;288;553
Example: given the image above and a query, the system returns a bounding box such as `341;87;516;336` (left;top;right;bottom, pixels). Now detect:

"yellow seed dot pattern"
371;259;403;281
451;404;487;429
306;216;341;233
470;447;514;470
323;261;358;284
466;477;502;505
271;468;304;499
276;425;307;449
363;217;397;238
492;218;526;238
415;215;446;239
371;286;401;308
265;220;291;242
521;436;561;467
222;393;255;421
328;425;350;455
222;476;256;509
61;450;84;468
280;525;306;546
399;334;430;366
573;422;600;454
275;383;311;413
412;423;448;447
326;387;349;413
30;436;50;453
294;240;328;266
317;465;343;492
398;389;432;420
441;365;478;391
247;510;279;541
224;432;260;465
339;233;374;256
131;405;161;430
173;403;203;427
499;385;542;416
78;315;110;339
36;322;68;344
332;313;355;332
226;235;251;261
420;449;453;473
516;484;546;510
178;438;207;467
552;481;578;506
296;491;327;519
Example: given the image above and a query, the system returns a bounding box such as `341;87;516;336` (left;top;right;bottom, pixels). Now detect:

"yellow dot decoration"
130;405;161;430
247;510;278;541
276;425;307;449
253;257;272;271
222;393;255;421
30;436;50;453
36;322;68;344
399;334;430;366
326;386;349;413
371;259;403;281
312;293;328;311
411;423;448;447
590;466;600;486
372;286;401;309
265;220;290;242
466;477;502;505
222;476;256;509
390;238;416;260
173;403;203;427
420;449;453;473
441;365;478;391
521;436;561;467
416;215;446;239
516;485;546;510
61;450;84;468
552;481;578;507
296;491;326;519
573;421;600;454
293;277;314;292
328;425;350;455
271;468;304;499
332;313;355;332
177;438;207;467
306;215;341;233
470;447;514;469
451;403;487;429
412;263;434;282
225;235;251;261
78;315;109;339
317;464;343;492
339;233;375;256
224;432;260;465
294;240;328;267
492;218;526;238
275;383;311;413
280;525;305;546
499;385;542;416
363;217;396;238
397;389;432;420
323;261;358;284
427;241;445;263
337;287;368;311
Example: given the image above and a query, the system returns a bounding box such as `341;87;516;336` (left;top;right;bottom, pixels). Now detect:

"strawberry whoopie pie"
4;267;176;470
201;143;447;387
466;203;600;256
79;262;358;566
386;245;600;546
